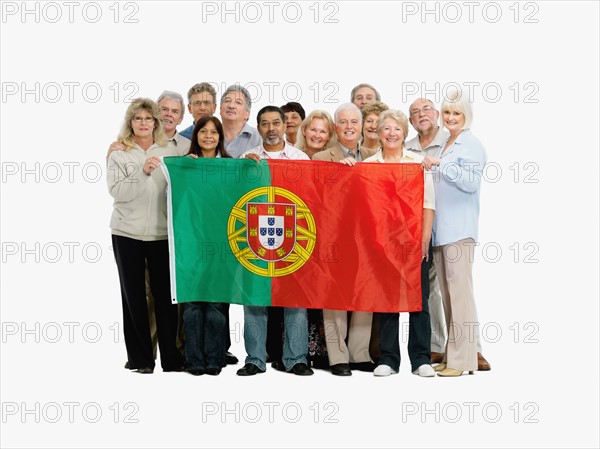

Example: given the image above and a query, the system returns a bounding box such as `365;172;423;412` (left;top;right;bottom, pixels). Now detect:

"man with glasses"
180;83;218;140
405;98;491;371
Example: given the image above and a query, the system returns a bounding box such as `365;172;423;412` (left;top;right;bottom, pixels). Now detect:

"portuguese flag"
162;157;423;313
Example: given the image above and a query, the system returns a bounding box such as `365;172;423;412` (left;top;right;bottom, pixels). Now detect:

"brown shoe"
478;352;491;371
430;352;444;364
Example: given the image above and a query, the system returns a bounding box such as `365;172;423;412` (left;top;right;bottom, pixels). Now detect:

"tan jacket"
312;143;376;162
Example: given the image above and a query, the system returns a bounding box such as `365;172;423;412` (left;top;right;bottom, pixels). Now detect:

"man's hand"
106;141;126;159
244;153;261;163
422;156;441;170
339;157;357;166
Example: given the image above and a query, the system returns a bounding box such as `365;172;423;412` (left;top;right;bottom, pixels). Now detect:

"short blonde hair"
118;98;167;149
440;90;473;130
295;110;337;151
376;109;409;140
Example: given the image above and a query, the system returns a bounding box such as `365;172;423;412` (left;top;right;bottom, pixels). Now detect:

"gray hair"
350;83;381;102
187;82;217;104
220;84;252;112
334;102;362;125
157;90;185;116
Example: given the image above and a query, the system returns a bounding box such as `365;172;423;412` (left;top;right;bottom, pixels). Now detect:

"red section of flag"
268;160;423;313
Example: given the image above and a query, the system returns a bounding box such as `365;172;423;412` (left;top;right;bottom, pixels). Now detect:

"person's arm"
438;144;486;193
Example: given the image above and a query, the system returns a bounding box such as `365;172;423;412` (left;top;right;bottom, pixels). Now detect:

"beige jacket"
107;144;177;240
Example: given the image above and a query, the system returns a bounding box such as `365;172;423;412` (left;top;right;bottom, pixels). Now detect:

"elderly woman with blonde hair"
422;91;487;377
107;98;183;374
295;109;337;159
339;109;436;377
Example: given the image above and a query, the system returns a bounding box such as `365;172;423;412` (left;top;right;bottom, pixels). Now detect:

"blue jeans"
243;306;308;371
183;302;227;370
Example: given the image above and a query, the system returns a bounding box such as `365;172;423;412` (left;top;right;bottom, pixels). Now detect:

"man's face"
220;92;250;123
159;98;184;136
258;111;285;146
409;99;439;135
352;87;377;109
335;109;361;147
188;91;216;122
284;111;303;138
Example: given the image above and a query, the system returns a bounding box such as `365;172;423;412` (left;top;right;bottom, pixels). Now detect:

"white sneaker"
413;364;436;377
373;364;398;377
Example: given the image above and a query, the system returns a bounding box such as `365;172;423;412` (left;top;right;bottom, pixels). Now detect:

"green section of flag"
164;157;272;306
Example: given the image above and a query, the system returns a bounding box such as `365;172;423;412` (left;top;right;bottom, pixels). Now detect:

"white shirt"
240;142;309;160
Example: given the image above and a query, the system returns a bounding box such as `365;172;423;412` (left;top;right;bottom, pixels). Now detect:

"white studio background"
0;1;598;447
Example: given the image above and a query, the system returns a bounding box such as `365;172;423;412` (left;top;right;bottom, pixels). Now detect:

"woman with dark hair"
186;115;232;159
107;98;183;374
183;115;231;375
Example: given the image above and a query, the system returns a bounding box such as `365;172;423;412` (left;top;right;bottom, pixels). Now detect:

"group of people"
106;82;491;378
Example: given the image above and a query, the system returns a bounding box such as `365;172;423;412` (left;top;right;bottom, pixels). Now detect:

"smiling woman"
422;91;487;377
295;110;337;159
107;98;183;374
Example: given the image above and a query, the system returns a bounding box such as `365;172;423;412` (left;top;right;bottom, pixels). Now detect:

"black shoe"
330;363;352;376
134;367;154;374
290;363;314;376
225;351;239;365
186;368;205;376
236;363;265;376
124;361;130;369
349;361;376;372
271;360;286;372
205;367;222;376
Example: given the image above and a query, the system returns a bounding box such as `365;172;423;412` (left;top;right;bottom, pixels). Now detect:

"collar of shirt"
339;142;362;161
438;128;471;158
367;148;422;163
406;127;449;152
258;142;291;159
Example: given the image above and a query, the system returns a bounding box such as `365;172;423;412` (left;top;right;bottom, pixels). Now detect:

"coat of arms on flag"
227;186;317;278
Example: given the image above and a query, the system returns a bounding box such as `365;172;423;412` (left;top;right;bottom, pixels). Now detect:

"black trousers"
112;235;183;370
378;246;432;372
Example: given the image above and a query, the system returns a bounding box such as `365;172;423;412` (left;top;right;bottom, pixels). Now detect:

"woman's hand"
143;156;161;175
339;157;357;166
422;156;441;170
187;153;198;159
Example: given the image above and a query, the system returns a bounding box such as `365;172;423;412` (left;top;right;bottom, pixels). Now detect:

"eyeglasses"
410;105;434;117
132;116;155;123
192;100;214;107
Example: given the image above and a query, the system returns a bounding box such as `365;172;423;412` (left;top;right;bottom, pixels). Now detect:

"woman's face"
197;120;220;153
131;109;156;139
378;117;405;152
442;109;465;134
302;118;330;152
284;111;303;138
363;113;379;142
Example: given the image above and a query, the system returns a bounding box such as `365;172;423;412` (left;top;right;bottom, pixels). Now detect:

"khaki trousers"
323;310;373;366
433;238;478;372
